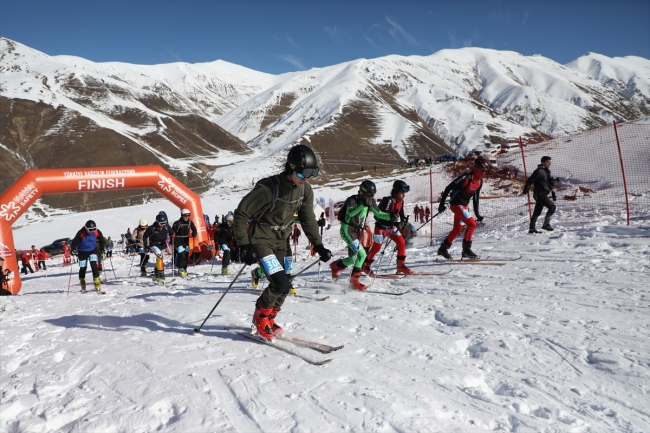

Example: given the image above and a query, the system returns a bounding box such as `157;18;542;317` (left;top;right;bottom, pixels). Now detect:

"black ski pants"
78;251;100;279
531;193;556;229
253;242;291;311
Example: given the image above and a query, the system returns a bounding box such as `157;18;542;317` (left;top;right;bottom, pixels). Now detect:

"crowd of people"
1;144;559;344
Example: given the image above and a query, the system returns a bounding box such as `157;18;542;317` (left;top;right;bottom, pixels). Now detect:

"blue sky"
1;0;648;74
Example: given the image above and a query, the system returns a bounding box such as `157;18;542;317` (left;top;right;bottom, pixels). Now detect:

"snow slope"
2;200;649;433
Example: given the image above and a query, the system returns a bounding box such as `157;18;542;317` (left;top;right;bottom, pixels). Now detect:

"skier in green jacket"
330;180;394;290
234;145;332;340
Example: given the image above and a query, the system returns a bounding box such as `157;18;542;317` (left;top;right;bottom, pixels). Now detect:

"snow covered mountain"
216;48;650;168
1;37;649;211
0;38;276;210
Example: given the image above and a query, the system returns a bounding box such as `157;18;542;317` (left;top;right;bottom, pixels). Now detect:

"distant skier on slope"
215;212;236;275
362;179;413;276
330;179;394;291
523;155;557;233
131;219;149;276
234;144;332;340
70;220;107;291
437;155;488;260
172;208;197;277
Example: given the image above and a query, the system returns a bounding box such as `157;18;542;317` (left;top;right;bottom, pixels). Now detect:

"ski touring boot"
222;267;231;275
179;268;189;278
251;268;262;289
349;268;367;291
79;277;86;291
361;259;374;276
396;256;413;275
437;239;453;260
541;217;554;231
153;269;166;284
93;276;102;291
461;240;479;259
140;268;148;277
330;259;346;281
252;302;276;340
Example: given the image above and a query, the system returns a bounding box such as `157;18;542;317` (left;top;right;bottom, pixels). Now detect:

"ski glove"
475;215;484;223
522;187;529;194
551;191;556;201
397;220;409;230
389;212;399;223
438;203;446;213
71;250;78;256
240;245;258;266
363;196;375;207
314;244;332;262
101;252;107;261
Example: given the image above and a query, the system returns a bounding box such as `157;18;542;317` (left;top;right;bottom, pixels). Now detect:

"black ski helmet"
475;155;489;172
285;144;319;178
155;214;167;225
359;180;377;197
392;180;410;194
85;220;97;231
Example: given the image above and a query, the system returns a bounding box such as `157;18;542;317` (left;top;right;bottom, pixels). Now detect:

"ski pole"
193;264;248;334
128;252;136;277
289;257;321;281
109;255;117;279
66;261;74;296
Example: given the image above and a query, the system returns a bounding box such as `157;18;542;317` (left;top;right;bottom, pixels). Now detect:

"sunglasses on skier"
295;167;319;179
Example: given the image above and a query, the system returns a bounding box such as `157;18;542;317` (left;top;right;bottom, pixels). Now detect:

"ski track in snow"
1;214;649;432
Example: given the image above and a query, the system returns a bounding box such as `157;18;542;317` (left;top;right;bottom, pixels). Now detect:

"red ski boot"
330;259;346;281
268;308;282;335
252;304;276;340
396;256;413;275
361;259;374;276
349;268;367;291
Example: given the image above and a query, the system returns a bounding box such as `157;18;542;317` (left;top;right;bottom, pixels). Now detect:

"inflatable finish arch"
0;166;208;295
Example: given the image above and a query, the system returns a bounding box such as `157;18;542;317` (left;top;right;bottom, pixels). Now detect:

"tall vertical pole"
429;168;434;246
613;121;631;225
519;137;532;219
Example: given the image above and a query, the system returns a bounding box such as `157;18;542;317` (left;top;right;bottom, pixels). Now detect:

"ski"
407;269;453;276
436;259;510;266
227;325;342;353
372;274;407;280
233;330;332;365
362;289;411;296
292;293;330;301
81;289;107;295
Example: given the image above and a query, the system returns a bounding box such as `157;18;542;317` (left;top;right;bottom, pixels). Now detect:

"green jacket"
234;174;322;248
340;194;391;241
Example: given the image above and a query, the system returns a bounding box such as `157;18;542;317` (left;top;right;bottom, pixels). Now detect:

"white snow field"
1;200;649;433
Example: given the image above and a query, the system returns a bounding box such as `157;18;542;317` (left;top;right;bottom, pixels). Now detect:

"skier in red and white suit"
362;180;413;275
437;156;489;260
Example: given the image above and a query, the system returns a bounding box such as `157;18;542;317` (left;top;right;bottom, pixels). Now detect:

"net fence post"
519;136;532;219
429;167;434;246
612;121;631;225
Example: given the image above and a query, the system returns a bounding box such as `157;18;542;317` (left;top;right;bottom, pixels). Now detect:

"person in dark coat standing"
523;156;557;233
215;212;236;275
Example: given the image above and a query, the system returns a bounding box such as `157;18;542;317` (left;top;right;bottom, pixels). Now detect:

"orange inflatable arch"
0;166;210;295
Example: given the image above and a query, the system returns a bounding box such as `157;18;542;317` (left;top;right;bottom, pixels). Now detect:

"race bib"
138;248;145;254
89;254;98;262
350;239;360;253
261;254;283;275
284;257;293;274
152;246;163;258
78;260;87;267
177;246;185;254
372;234;384;243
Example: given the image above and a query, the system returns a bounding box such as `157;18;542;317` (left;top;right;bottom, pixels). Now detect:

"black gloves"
438;202;446;213
71;250;78;256
551;191;556;201
390;212;399;223
240;245;258;265
523;187;529;194
475;215;484;223
314;244;332;262
317;217;326;228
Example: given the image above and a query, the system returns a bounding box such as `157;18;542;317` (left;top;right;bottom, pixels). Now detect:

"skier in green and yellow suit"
330;180;395;290
234;145;332;340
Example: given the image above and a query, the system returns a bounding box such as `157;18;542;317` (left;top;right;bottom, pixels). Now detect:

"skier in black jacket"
523;156;557;233
171;208;197;277
143;214;174;283
215;212;236;275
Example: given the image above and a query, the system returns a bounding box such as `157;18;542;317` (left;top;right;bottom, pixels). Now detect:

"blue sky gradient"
1;0;648;74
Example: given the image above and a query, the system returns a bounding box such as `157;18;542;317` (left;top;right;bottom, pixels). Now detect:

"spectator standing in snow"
413;204;420;222
523;156;557;233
